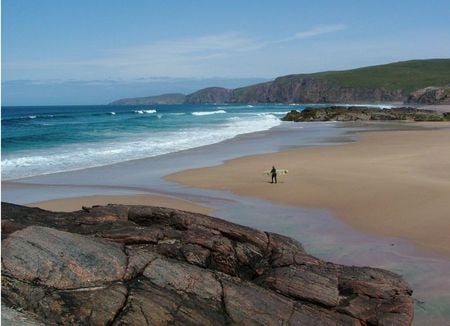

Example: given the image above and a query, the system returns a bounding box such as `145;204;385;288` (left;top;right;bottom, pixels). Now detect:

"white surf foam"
2;113;281;180
5;114;55;121
134;109;157;114
191;110;227;116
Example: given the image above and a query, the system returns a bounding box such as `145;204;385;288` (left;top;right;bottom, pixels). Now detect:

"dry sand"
29;194;212;215
167;127;450;258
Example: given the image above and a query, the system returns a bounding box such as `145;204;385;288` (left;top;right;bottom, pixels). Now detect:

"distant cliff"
185;87;233;104
110;59;450;105
230;78;404;103
230;59;450;104
110;93;186;105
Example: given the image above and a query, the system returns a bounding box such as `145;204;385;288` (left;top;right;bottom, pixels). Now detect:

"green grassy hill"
276;59;450;93
110;59;450;104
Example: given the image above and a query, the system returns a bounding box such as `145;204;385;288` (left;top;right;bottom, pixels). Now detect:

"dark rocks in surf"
2;202;414;325
282;106;450;122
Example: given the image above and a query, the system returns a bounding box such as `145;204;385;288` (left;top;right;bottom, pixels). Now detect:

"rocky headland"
2;202;414;325
230;78;405;104
110;59;450;105
184;87;233;104
282;106;450;122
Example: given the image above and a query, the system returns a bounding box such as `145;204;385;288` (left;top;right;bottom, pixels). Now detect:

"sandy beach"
167;126;450;258
6;120;450;323
28;194;212;215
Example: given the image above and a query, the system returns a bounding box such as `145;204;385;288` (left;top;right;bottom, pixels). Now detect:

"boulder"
2;226;127;289
1;202;414;325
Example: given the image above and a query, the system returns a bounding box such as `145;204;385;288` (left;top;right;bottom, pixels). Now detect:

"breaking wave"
191;110;227;116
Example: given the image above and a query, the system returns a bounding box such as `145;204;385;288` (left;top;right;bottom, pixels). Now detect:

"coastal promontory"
110;59;450;105
2;202;414;325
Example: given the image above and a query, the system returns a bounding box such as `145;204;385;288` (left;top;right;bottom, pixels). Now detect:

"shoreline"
167;125;450;258
4;118;450;322
22;119;450;259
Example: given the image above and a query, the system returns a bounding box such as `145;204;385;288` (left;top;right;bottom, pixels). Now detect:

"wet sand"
418;104;450;113
167;127;450;258
29;194;212;215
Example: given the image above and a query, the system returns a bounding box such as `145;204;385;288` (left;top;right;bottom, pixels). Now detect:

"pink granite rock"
1;202;414;325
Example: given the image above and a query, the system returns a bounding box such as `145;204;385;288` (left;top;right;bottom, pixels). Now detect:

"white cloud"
80;26;347;73
4;26;348;80
271;24;348;45
294;24;347;39
90;33;261;67
3;32;262;79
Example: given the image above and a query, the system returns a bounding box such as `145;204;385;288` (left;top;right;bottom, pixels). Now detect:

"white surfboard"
263;169;288;176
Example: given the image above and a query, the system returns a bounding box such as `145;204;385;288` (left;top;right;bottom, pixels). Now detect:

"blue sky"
2;0;450;105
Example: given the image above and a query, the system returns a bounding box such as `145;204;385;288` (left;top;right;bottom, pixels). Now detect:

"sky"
2;0;450;105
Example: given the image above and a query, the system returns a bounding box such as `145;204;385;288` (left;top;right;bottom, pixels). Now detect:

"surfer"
270;166;277;184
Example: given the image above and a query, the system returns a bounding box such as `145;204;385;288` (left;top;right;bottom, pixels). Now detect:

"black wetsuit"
271;168;277;183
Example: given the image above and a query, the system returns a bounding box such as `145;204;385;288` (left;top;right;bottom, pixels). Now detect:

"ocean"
1;103;304;180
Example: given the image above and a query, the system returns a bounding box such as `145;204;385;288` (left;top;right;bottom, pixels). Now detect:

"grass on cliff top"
276;59;450;93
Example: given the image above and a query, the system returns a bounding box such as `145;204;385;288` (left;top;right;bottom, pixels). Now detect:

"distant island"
110;93;187;105
110;59;450;105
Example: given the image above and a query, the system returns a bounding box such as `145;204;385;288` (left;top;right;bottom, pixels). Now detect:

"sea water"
2;104;302;180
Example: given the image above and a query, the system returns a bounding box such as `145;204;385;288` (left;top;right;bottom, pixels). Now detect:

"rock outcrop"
2;202;414;325
282;106;450;122
406;86;450;105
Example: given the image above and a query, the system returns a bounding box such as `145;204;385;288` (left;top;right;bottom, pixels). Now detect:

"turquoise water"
1;104;301;180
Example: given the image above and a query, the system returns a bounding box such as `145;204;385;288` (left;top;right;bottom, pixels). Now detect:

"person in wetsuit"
270;166;277;184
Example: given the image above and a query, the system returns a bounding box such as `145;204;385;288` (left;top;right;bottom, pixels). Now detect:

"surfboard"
263;169;288;176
